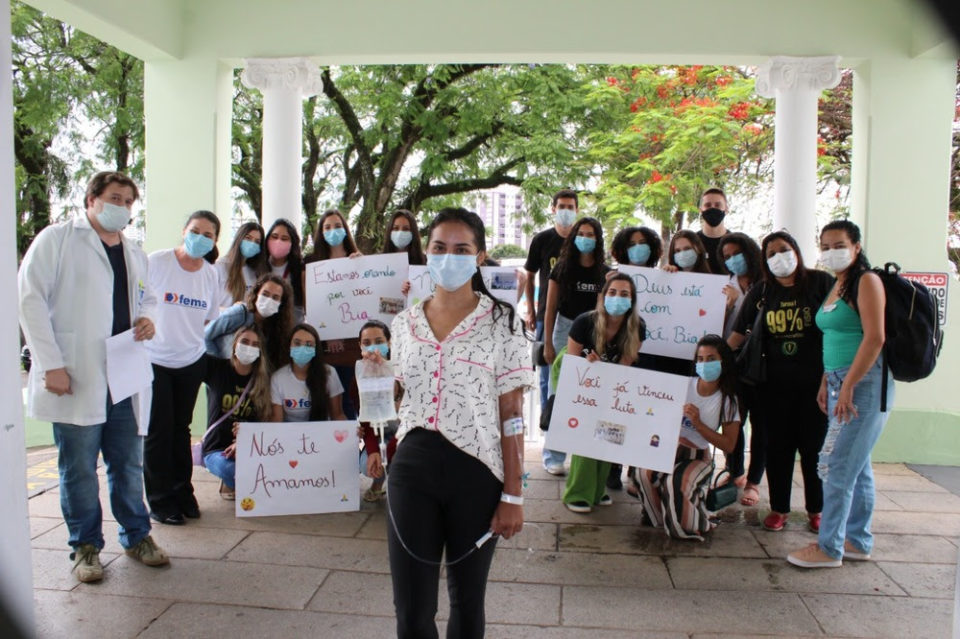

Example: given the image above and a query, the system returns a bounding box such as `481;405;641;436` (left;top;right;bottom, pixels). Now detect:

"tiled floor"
28;445;958;638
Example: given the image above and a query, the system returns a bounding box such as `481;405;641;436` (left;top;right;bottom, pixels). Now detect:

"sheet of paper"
105;329;154;404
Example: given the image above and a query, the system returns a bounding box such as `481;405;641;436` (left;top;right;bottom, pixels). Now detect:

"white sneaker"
71;544;103;583
544;462;565;476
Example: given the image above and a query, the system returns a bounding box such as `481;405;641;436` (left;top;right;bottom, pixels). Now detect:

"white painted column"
756;56;841;261
0;4;36;636
241;58;324;234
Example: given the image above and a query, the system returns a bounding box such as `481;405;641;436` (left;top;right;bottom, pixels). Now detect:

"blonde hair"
231;326;273;421
594;273;641;365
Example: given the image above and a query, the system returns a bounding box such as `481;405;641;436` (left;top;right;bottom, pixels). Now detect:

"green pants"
562;455;611;505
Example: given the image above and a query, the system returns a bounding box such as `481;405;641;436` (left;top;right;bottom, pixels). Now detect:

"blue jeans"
542;314;574;468
818;361;893;559
536;320;549;414
204;451;236;490
53;397;151;550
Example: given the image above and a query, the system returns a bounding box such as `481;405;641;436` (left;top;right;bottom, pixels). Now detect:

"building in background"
471;185;530;251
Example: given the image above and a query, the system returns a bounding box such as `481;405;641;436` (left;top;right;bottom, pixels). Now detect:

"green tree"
489;243;527;260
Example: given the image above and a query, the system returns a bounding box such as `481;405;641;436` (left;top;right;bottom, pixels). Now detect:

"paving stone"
876;561;957;599
354;509;388;539
754;529;960;565
488;548;671;588
78;556;326;610
523;496;647;525
29;516;62;539
883;489;960;513
32;547;119;592
562;586;821;634
873;473;949;493
524;478;562;500
226;531;391;573
558;521;768;559
872;463;919;475
187;501;372;537
802;593;952;638
34;589;173;639
871;511;960;535
488;626;685;639
27;490;64;519
667;556;905;595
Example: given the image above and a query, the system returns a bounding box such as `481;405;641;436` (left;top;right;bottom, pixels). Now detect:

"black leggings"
386;428;501;639
726;384;766;485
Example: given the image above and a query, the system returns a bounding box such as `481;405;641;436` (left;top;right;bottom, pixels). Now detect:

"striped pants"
632;446;715;540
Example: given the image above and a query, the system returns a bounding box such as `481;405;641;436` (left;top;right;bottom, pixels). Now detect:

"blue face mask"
604;295;632;317
240;239;261;259
426;253;478;292
627;243;651;265
695;360;723;382
555;207;577;228
674;248;698;270
97;201;132;232
323;227;346;247
724;252;748;276
391;230;413;249
364;344;390;358
574;235;597;254
290;345;316;367
184;232;215;259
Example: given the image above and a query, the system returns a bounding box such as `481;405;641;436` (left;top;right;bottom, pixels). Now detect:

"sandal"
740;483;760;507
362;487;385;502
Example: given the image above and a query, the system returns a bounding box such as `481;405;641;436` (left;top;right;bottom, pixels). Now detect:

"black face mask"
701;207;726;227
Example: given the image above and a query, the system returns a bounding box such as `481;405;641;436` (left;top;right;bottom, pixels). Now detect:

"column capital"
241;57;323;96
755;56;841;97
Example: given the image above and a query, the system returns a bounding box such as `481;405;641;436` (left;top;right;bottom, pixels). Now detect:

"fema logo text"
163;292;208;310
284;398;311;409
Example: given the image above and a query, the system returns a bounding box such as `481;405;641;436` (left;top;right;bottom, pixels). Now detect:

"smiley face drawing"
240;497;255;511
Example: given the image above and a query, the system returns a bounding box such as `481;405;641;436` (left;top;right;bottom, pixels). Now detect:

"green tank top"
815;298;863;371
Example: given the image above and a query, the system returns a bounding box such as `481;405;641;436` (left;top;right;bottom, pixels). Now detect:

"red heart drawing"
334;429;348;443
698;309;706;317
288;460;298;469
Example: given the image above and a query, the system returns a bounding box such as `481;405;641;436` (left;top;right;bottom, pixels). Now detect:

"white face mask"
820;248;853;273
255;294;281;318
97;201;132;232
234;343;260;365
767;250;798;278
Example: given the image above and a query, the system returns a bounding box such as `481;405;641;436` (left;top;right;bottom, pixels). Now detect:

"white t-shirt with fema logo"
270;363;344;422
145;249;220;368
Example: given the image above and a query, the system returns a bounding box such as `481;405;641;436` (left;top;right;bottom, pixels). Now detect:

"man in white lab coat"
19;171;170;583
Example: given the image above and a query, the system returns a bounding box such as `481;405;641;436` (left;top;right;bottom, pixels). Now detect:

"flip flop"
740;484;760;507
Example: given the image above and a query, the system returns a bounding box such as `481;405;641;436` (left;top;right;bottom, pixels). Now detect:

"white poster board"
617;265;728;359
406;265;521;307
903;272;949;327
234;421;360;517
305;253;409;339
545;355;689;473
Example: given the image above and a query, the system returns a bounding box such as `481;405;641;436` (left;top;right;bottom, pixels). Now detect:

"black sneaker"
150;511;185;526
606;464;623;490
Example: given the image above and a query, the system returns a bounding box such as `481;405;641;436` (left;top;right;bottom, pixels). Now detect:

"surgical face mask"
767;250;798;278
267;238;292;260
695;360;723;382
290;345;316;367
234;343;260;365
240;239;261;259
323;227;346;247
391;230;413;249
364;344;389;358
674;248;698;270
627;243;651;265
574;235;596;254
255;294;281;318
701;207;726;228
427;253;478;292
555;207;577;228
724;252;748;276
604;295;632;317
821;248;853;273
184;232;215;259
97;201;132;232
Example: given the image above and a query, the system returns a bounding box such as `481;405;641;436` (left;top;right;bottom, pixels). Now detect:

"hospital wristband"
500;492;523;506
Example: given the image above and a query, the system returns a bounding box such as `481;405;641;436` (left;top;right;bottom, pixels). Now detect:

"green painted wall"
874;410;960;465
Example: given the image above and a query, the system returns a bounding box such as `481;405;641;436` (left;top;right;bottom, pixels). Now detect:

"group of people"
18;171;892;638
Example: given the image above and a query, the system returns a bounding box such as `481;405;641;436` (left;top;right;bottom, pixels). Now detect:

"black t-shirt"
524;228;566;322
549;261;610;320
102;241;131;336
696;230;726;275
202;355;260;455
734;270;834;385
568;310;647;363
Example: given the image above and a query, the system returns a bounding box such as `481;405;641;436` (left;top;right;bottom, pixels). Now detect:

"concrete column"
241;58;324;234
0;4;36;635
756;56;841;261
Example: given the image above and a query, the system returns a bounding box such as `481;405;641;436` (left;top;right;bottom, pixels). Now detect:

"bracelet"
500;492;523;506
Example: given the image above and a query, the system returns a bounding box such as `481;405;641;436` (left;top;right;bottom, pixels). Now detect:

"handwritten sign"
903;272;949;327
407;265;521;307
617;266;728;359
234;421;359;517
305;254;409;340
545;355;689;473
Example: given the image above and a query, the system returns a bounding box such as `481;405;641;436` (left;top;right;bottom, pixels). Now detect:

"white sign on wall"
617;266;728;359
234;421;360;517
903;272;949;327
305;253;409;339
545;355;689;473
406;265;521;307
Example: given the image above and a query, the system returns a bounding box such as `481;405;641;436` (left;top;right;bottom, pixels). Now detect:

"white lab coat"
18;214;157;432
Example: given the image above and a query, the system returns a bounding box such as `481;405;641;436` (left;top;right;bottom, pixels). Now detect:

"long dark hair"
821;219;871;308
245;273;294;372
760;230;810;293
265;218;304;308
184;210;221;264
553;217;606;308
425;207;520;334
667;229;710;273
695;334;740;423
611;226;662;267
289;323;330;421
222;221;268;304
382;209;426;265
305;209;359;263
717;232;763;283
593;273;643;364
